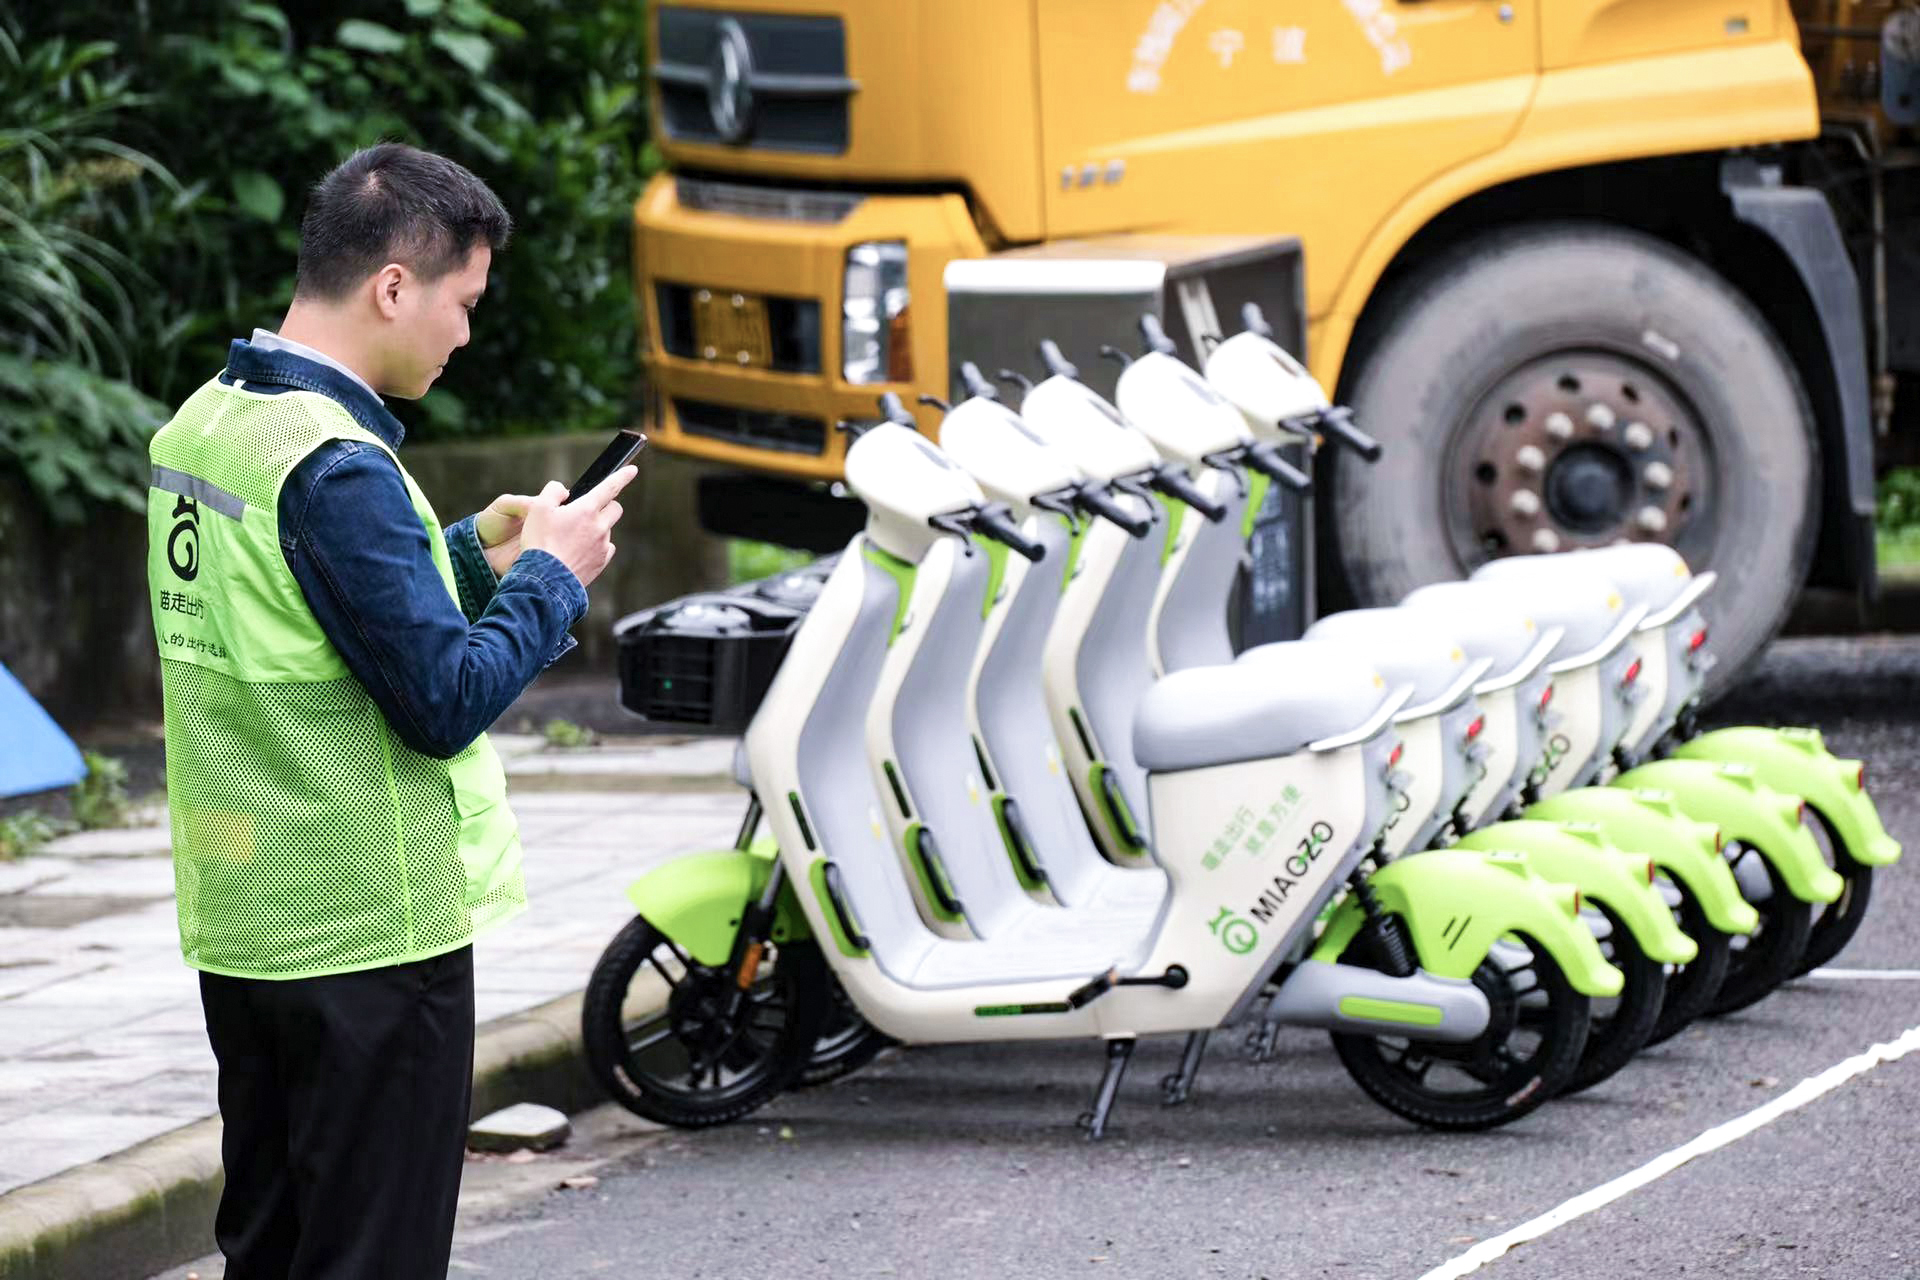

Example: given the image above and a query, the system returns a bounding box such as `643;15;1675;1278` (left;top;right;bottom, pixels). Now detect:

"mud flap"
624;837;810;967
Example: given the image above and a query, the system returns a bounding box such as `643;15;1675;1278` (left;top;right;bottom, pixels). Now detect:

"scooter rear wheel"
1794;808;1874;976
1646;881;1731;1046
582;916;829;1128
1331;933;1589;1131
1708;844;1812;1015
799;975;896;1088
1559;903;1663;1094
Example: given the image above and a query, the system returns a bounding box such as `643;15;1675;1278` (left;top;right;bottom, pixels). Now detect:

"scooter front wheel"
1709;845;1813;1015
1795;809;1874;975
1558;903;1663;1094
799;975;897;1088
1331;933;1589;1131
582;916;830;1128
1646;881;1732;1046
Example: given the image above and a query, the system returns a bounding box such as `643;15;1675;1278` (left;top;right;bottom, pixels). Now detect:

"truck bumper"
634;174;988;481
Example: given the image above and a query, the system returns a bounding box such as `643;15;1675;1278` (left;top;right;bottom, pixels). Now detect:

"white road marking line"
1415;1023;1920;1280
1806;967;1920;981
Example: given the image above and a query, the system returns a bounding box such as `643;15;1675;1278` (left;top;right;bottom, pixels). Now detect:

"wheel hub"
1451;351;1708;564
667;966;749;1059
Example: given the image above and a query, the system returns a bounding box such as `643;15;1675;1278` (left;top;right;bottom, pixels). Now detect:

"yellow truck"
633;0;1916;680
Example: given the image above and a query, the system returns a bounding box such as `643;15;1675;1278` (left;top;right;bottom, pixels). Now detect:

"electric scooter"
587;419;1620;1136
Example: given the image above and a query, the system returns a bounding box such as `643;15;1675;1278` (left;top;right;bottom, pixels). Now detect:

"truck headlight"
842;241;911;384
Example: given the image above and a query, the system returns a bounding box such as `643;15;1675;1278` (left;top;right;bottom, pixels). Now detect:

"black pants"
199;946;475;1279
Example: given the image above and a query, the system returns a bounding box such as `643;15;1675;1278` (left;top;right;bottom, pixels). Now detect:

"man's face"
383;244;491;399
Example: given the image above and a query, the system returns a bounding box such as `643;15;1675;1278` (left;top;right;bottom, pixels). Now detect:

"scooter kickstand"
1160;1030;1209;1106
1077;1038;1137;1141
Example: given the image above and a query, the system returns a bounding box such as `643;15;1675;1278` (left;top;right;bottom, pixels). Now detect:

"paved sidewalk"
0;734;744;1199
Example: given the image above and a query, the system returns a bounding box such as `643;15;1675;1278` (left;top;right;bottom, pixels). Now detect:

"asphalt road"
159;637;1920;1280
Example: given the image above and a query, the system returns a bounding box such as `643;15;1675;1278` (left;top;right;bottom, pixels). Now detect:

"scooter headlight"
842;241;911;384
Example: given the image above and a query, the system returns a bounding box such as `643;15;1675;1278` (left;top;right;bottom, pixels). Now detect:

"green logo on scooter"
1207;905;1259;955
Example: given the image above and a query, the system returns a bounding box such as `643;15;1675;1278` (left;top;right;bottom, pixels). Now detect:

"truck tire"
1329;223;1819;694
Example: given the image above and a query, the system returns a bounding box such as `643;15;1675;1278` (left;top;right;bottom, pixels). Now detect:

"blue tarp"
0;663;87;798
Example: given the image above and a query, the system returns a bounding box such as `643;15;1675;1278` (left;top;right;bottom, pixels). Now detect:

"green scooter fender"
1675;727;1902;868
1312;849;1624;998
1454;821;1698;965
624;837;811;967
1524;788;1759;935
1613;760;1844;904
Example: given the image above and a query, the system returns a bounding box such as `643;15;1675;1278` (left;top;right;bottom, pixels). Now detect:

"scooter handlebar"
877;391;916;428
970;503;1046;562
1241;442;1313;493
1311;405;1383;462
1074;484;1153;539
1150;464;1228;523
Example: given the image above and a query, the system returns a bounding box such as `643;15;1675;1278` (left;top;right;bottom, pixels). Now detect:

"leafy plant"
729;540;816;586
69;749;132;829
541;717;595;749
0;808;67;859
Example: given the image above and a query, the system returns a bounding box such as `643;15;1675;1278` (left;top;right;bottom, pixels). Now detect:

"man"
145;143;635;1278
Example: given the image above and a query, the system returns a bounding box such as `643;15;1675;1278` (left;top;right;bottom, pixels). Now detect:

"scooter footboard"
1614;760;1844;904
1311;850;1624;998
624;839;812;967
1675;727;1902;868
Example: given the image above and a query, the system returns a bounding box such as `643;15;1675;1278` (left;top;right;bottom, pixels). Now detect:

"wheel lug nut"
1636;506;1668;534
1532;528;1562;553
1511;490;1542;517
1516;445;1547;473
1544;412;1575;440
1586;403;1617;430
1623;421;1654;451
1643;460;1673;490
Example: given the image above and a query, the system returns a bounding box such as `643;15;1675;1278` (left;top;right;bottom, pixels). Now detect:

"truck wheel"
1330;223;1818;694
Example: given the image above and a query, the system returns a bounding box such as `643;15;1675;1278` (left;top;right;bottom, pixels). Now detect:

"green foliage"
0;808;67;859
728;540;816;586
540;717;594;749
69;749;132;829
1;0;655;521
1876;468;1920;567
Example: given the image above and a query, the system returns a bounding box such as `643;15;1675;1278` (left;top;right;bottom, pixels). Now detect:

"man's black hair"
294;143;512;300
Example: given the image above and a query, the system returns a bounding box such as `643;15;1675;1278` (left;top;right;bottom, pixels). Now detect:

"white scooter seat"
1565;544;1716;626
1398;581;1560;692
1299;609;1487;718
1136;642;1393;772
1470;560;1646;669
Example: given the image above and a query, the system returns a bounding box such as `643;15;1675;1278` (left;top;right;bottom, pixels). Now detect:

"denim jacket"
221;338;587;760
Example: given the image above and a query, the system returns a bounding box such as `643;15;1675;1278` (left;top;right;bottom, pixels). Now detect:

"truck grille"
673;398;828;456
655;283;822;373
676;176;862;224
653;9;853;154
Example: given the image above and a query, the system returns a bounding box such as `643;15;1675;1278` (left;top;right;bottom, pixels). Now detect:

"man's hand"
518;465;638;590
475;493;536;578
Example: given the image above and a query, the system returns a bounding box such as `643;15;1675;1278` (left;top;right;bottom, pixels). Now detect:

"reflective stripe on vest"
148;376;523;979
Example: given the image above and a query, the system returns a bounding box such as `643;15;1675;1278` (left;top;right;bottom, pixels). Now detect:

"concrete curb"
0;991;597;1280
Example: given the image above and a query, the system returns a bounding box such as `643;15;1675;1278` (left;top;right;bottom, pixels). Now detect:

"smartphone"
565;429;648;504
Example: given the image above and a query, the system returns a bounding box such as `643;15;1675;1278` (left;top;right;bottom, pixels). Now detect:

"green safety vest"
147;376;525;979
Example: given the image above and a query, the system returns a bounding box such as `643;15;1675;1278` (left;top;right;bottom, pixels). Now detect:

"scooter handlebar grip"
972;506;1047;562
1151;466;1229;523
1319;407;1383;462
1075;485;1153;539
1244;442;1313;493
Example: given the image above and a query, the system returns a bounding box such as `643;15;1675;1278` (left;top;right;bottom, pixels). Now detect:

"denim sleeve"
279;441;589;759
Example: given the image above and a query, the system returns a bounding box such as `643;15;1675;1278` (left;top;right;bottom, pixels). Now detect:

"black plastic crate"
615;593;805;734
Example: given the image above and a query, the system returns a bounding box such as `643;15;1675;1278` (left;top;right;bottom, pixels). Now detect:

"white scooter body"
1112;351;1255;676
1204;326;1330;448
1562;544;1717;759
1470;560;1649;797
1398;582;1564;828
1012;373;1167;864
747;425;1474;1046
1279;611;1492;855
939;398;1171;914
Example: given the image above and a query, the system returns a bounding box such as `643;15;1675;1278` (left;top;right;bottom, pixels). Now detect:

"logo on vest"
167;495;200;581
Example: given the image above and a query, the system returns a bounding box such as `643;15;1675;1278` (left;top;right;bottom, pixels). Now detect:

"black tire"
1332;932;1590;1131
1708;844;1813;1015
1795;807;1875;975
1329;222;1818;695
1561;903;1664;1094
799;975;896;1088
1646;880;1733;1046
582;915;830;1129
